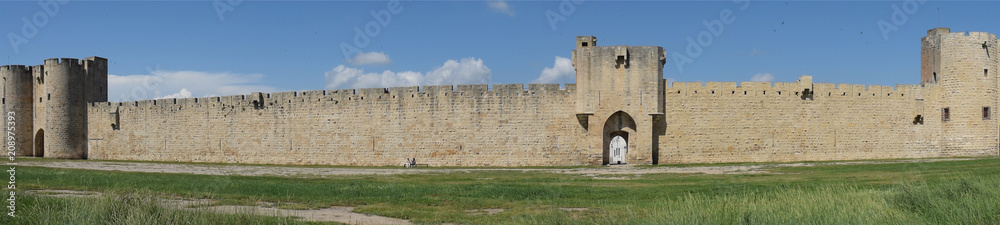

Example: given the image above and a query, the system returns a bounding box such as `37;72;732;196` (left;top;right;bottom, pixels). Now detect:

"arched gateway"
603;111;636;165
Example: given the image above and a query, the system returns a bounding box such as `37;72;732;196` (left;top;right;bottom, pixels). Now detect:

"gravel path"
20;158;972;178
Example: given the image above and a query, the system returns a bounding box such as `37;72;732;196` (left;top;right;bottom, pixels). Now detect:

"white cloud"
109;70;278;102
750;73;775;82
532;56;575;84
424;58;492;86
348;51;392;66
324;57;492;90
487;0;515;17
160;88;192;99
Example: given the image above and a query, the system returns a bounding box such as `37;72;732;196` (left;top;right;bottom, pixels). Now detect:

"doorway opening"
34;129;44;157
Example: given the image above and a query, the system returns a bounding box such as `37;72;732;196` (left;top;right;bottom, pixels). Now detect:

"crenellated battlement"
665;78;919;99
90;83;577;114
44;58;81;67
0;65;31;71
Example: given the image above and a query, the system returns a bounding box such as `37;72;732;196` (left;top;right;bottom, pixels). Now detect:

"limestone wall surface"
87;84;590;166
658;79;996;164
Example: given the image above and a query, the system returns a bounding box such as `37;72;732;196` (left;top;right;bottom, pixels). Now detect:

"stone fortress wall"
5;27;1000;166
86;84;590;166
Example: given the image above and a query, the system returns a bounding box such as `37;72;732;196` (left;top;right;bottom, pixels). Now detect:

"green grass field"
2;158;999;224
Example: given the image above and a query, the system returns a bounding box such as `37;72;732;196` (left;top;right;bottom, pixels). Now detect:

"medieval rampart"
87;84;592;166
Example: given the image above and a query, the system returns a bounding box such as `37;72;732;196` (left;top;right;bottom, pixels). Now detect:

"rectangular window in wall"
984;107;991;120
943;107;951;122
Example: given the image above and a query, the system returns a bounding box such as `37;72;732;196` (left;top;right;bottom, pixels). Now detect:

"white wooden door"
610;136;627;164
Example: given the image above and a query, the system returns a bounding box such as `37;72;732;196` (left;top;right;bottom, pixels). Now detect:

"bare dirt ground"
20;158;972;178
25;189;412;225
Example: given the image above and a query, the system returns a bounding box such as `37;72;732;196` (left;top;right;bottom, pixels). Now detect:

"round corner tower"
1;65;34;156
43;58;88;159
921;27;1000;155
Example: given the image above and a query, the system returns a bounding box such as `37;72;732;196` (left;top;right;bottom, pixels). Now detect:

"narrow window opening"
731;91;735;94
711;91;715;94
942;108;950;122
984;107;991;120
744;91;747;95
582;42;588;47
47;93;50;100
777;91;781;95
913;115;924;125
933;72;938;82
985;69;989;77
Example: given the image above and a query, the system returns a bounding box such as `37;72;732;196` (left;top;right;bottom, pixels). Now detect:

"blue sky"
2;0;998;102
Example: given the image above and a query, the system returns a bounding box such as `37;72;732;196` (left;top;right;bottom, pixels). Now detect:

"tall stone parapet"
1;65;34;156
43;58;88;159
83;57;108;103
922;28;1000;155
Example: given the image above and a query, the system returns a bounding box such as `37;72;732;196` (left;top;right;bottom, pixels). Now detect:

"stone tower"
921;27;1000;155
1;57;107;159
572;36;666;165
0;65;34;156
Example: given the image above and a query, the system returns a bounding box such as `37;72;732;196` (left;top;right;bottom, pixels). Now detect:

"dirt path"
25;190;412;225
19;158;972;178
